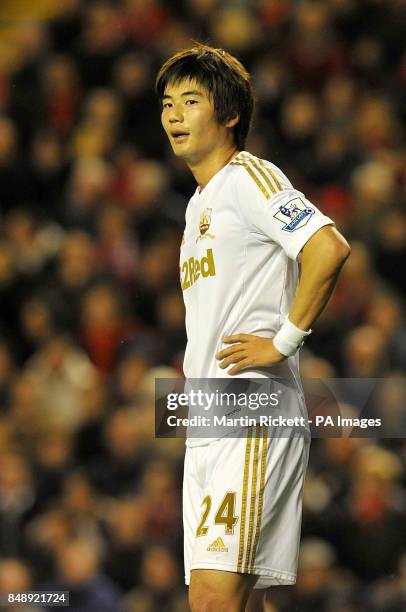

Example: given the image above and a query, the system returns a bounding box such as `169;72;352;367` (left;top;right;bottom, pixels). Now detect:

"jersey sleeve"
234;165;335;260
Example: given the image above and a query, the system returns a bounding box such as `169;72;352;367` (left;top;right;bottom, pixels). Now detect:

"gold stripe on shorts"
244;426;261;573
237;427;253;573
249;427;268;573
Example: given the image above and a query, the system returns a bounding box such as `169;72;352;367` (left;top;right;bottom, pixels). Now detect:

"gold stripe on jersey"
249;427;268;573
237;427;253;573
258;157;283;191
244;427;261;573
230;160;271;200
240;155;277;195
242;153;283;192
231;153;285;198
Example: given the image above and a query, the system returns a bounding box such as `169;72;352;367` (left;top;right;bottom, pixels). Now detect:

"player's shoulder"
229;151;293;201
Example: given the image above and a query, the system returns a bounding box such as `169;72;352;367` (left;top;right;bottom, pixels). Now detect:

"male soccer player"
156;44;350;612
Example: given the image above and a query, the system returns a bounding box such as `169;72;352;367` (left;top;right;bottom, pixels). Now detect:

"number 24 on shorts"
196;492;238;536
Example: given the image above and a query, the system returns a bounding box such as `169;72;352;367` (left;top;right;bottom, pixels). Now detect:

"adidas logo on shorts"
207;537;228;553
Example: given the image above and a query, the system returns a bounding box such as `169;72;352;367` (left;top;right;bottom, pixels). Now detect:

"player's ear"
225;113;240;128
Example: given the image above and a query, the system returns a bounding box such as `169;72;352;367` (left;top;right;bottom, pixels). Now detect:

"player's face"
161;79;234;165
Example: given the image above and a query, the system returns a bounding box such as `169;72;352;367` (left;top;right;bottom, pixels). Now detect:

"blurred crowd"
0;0;404;610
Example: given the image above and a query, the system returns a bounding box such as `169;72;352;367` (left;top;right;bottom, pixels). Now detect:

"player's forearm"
288;226;350;332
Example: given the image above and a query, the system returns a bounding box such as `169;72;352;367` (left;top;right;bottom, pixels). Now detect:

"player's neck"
189;146;240;192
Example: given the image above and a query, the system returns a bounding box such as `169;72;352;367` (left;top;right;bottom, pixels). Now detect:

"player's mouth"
172;131;190;143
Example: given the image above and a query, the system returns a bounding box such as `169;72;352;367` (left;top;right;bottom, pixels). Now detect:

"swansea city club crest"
197;208;215;242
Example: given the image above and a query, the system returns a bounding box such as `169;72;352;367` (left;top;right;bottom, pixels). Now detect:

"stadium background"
0;0;404;610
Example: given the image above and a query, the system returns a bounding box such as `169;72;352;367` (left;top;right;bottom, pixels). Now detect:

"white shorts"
183;426;310;589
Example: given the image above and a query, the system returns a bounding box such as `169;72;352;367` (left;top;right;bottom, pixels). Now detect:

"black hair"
155;43;254;150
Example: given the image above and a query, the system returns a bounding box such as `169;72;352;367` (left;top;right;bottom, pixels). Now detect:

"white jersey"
180;151;334;446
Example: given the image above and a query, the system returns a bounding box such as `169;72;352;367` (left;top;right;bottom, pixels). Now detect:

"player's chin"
170;141;190;157
173;145;197;164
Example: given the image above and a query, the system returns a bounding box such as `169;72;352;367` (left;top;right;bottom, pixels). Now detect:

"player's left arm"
216;225;350;374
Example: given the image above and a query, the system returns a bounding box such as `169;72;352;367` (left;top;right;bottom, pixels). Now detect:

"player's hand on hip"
215;333;286;375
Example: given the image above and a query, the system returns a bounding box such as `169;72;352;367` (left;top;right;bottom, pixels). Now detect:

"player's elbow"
320;240;351;277
332;236;351;269
330;236;351;268
316;226;351;270
303;226;351;271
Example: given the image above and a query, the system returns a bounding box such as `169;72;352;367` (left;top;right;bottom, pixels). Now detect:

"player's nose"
168;104;184;123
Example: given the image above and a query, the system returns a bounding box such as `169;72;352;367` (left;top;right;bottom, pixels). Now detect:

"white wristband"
273;317;312;357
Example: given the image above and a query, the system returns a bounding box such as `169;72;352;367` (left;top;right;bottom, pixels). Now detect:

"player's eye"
185;99;198;105
162;102;172;108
